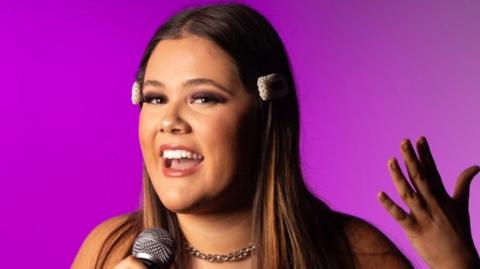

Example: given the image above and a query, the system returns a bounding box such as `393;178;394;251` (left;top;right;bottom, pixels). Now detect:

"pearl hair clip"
131;81;141;105
257;73;288;101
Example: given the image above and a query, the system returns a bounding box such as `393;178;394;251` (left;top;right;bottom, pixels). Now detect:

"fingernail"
401;139;409;150
389;159;397;170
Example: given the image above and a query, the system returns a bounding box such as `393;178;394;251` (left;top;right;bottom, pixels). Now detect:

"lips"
159;144;204;177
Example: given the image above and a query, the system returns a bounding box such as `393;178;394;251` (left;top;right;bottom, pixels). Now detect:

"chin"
157;190;201;213
160;191;226;215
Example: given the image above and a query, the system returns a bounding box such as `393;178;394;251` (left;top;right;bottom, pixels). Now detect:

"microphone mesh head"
132;228;176;265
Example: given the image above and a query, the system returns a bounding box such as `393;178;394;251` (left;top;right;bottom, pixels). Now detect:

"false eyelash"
142;94;166;104
142;92;226;105
190;92;225;104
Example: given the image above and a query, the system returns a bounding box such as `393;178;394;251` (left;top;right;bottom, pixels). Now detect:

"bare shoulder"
71;212;137;269
337;212;414;269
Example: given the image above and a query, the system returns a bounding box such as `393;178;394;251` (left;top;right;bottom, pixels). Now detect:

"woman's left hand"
378;136;480;269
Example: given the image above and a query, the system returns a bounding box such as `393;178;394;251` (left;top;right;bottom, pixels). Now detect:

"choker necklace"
184;241;256;263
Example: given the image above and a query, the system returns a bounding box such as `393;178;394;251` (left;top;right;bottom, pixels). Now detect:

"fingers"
113;256;148;269
377;191;416;230
453;165;480;209
400;139;436;206
416;136;449;202
387;157;431;221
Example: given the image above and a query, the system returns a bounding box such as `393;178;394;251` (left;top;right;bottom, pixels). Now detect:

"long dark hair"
95;3;356;268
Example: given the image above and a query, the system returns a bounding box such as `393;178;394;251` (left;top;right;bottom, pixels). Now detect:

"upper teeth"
162;149;203;160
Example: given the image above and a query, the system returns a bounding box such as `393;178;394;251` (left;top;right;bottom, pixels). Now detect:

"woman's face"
139;35;259;214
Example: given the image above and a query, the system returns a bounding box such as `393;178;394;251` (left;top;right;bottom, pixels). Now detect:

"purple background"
1;0;479;268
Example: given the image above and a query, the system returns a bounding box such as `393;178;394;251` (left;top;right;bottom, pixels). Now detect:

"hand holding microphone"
113;256;149;269
114;228;176;269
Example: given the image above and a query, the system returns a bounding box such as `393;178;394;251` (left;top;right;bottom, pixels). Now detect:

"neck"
177;206;254;255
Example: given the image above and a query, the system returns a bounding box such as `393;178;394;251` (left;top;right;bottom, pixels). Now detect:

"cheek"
200;112;243;151
195;107;257;176
138;110;158;161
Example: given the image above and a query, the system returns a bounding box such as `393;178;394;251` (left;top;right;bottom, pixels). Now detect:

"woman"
72;3;479;269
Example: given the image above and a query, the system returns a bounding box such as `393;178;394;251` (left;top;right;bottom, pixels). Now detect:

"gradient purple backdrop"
1;0;478;268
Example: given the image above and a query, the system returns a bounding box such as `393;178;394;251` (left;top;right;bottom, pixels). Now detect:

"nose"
159;105;191;135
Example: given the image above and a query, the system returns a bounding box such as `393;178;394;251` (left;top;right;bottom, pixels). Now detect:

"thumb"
452;165;480;208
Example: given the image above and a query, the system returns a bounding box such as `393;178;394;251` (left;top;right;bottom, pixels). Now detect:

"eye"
143;94;166;105
190;92;224;105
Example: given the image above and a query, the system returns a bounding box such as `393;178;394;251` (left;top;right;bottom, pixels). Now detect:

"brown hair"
95;3;356;268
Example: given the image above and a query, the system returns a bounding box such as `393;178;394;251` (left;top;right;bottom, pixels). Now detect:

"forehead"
144;35;241;89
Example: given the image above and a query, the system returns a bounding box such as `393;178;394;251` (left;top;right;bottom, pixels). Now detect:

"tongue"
170;159;202;170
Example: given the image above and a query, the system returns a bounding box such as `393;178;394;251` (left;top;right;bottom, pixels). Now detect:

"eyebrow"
143;78;234;96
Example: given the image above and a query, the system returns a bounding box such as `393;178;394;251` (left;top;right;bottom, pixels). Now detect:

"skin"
378;137;480;269
138;35;260;268
71;36;479;269
139;35;259;216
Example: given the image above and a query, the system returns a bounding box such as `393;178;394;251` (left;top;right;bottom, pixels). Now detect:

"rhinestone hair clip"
257;73;288;101
131;81;141;105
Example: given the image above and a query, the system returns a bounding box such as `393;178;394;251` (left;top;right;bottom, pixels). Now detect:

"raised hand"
378;136;480;269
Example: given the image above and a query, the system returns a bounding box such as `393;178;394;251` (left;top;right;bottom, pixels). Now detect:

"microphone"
132;228;176;269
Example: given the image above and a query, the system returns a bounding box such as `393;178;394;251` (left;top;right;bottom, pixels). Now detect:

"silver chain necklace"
184;241;256;263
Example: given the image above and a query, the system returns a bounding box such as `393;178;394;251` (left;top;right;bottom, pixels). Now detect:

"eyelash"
142;92;224;105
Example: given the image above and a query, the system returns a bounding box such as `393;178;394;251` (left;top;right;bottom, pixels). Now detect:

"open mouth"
162;149;204;171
